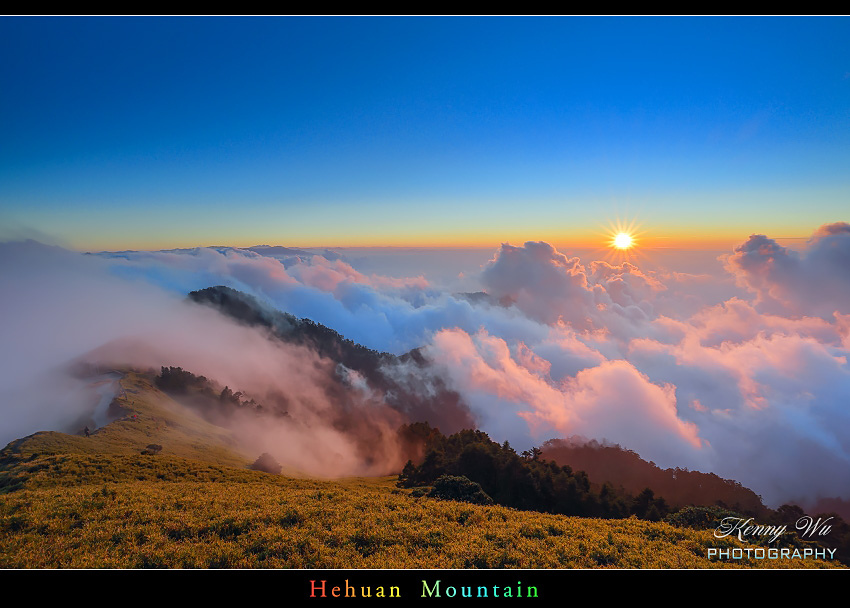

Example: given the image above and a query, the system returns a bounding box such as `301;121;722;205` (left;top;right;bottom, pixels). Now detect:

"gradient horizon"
2;17;848;251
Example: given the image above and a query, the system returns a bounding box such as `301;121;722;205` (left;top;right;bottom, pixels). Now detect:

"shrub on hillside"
427;475;493;505
250;453;282;475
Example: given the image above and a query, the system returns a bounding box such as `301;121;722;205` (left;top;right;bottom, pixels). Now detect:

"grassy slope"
0;371;841;569
1;371;247;469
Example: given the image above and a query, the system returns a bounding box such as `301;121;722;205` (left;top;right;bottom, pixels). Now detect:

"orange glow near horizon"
66;223;780;253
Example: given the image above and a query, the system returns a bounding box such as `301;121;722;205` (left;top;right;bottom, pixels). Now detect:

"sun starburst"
593;216;650;263
606;219;641;252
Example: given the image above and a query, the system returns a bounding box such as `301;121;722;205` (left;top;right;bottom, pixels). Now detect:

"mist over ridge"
2;224;850;508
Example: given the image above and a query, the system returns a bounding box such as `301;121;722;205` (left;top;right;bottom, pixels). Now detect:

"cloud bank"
3;224;850;507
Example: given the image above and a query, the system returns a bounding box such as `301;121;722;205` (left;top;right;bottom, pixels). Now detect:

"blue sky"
1;16;848;249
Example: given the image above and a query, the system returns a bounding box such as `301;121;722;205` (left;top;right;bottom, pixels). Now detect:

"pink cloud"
427;327;707;469
723;222;850;318
480;241;595;327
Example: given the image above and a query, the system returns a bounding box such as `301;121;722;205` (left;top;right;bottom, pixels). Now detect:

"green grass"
0;370;842;569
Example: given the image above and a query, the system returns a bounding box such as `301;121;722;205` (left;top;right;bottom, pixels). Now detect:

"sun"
598;216;647;261
613;232;633;249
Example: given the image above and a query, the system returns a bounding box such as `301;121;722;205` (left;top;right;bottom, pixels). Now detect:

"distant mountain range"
90;245;345;264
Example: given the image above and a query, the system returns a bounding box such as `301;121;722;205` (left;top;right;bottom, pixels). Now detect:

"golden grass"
0;371;842;569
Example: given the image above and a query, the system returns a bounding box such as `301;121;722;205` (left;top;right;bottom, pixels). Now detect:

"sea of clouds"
2;223;849;507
